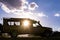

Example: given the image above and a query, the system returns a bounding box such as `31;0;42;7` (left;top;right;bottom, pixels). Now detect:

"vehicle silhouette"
2;18;52;37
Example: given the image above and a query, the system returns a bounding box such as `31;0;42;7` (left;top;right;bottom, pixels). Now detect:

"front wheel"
41;30;52;37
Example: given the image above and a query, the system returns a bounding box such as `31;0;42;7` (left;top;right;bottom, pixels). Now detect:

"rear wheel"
9;31;18;38
10;33;17;38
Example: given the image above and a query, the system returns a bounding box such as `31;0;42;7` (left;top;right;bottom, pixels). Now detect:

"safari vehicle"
3;18;52;37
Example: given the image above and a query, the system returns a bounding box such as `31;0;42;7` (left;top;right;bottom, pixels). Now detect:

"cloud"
28;2;38;11
37;12;48;17
0;0;29;13
53;27;60;32
58;28;60;32
0;0;26;10
1;3;11;13
54;13;60;17
0;0;47;21
0;0;39;13
13;11;39;21
0;2;1;6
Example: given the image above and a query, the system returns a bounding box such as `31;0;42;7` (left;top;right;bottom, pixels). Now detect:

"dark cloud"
30;3;35;8
0;0;24;9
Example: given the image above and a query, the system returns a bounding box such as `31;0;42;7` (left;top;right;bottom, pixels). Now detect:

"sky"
0;0;60;31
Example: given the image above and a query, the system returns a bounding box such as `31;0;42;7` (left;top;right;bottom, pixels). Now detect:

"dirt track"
0;37;47;40
0;37;60;40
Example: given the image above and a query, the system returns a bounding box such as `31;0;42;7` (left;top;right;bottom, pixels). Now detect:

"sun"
23;20;30;27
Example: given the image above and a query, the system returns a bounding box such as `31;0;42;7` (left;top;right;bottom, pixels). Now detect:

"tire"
9;31;18;38
11;33;17;38
42;30;52;37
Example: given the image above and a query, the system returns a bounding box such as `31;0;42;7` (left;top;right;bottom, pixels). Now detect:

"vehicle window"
33;23;39;27
15;22;20;26
8;22;11;25
8;22;20;26
11;22;14;25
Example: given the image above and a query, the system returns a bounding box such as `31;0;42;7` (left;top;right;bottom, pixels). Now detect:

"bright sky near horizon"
0;0;60;31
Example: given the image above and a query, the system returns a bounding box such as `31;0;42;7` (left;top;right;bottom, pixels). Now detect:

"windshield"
33;23;39;27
